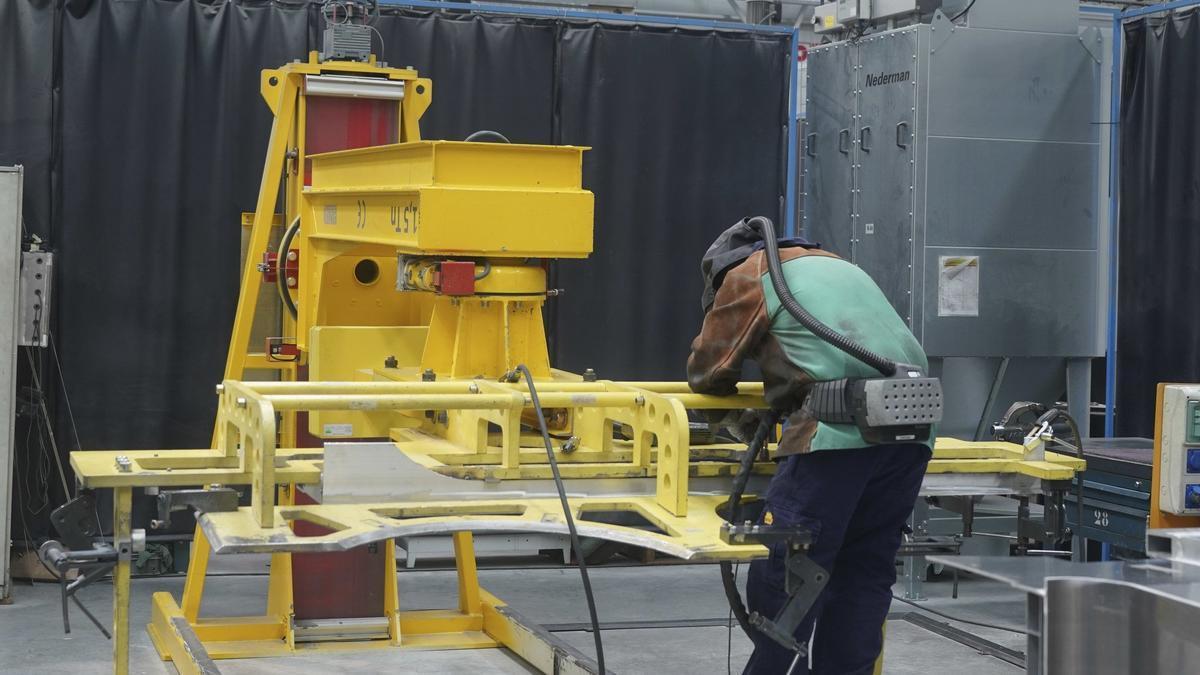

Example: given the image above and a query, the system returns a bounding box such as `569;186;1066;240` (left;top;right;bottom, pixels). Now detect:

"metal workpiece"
931;550;1200;675
198;493;764;559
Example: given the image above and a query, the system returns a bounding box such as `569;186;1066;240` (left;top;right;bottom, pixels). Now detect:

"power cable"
949;0;978;22
512;364;605;673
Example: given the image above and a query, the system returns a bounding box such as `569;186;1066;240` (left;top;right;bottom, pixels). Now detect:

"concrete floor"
0;553;1025;674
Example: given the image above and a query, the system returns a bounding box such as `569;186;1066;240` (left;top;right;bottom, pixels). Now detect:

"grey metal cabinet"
804;12;1101;359
803;7;1107;436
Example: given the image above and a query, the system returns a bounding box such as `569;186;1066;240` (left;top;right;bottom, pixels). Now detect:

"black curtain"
1117;9;1200;436
3;0;790;533
57;0;310;450
552;25;788;379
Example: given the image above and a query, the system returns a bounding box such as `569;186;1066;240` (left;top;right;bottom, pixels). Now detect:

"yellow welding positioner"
70;52;1084;675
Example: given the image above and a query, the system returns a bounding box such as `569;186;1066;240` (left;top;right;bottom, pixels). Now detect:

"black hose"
747;216;897;377
1038;408;1086;555
720;412;780;642
464;129;511;144
513;364;605;673
277;217;300;320
727;411;781;525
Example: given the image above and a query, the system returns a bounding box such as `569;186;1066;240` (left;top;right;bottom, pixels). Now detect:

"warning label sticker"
938;256;980;317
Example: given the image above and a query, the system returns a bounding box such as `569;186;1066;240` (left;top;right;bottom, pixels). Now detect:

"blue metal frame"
1123;0;1200;20
378;0;800;236
380;0;794;34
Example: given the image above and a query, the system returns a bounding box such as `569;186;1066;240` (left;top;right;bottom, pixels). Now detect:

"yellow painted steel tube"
261;391;644;411
244;381;481;394
263;394;522;411
666;393;770;409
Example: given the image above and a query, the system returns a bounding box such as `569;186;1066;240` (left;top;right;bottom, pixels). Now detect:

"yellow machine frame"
69;53;1085;675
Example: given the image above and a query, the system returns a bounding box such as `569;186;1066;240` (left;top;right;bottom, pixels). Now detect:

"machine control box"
1159;385;1200;515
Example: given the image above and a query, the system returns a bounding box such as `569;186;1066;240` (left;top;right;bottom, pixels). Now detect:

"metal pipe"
617;382;766;395
262;391;645;410
665;394;771;409
263;394;522;411
244;381;480;394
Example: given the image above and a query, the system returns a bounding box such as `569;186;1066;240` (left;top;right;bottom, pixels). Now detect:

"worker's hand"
707;409;762;444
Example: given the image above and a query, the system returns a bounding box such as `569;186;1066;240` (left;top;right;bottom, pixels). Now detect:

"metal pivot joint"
721;521;829;653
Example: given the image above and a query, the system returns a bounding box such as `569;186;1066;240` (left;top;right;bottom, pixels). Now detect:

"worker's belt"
800;369;944;444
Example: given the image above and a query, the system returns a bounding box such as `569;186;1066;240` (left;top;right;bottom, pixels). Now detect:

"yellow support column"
384;540;402;645
453;532;482;616
180;524;212;622
112;486;133;675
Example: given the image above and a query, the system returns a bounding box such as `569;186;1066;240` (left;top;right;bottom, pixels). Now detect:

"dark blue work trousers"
743;443;932;675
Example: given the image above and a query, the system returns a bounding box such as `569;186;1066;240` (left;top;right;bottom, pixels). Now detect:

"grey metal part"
920;248;1099;357
854;28;919;320
932;554;1200;675
923;139;1097;250
399;533;571;568
861;376;943;426
805;16;1104;367
1043;577;1200;675
0;166;20;602
323;441;1048;502
155;487;240;528
962;0;1079;34
17;251;52;348
294;616;390;643
319;24;373;63
495;604;607;675
803;41;856;255
169;616;221;674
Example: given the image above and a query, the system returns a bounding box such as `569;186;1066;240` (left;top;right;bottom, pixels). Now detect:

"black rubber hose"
720;412;780;642
464;129;511;143
746;216;897;377
1039;408;1086;554
514;364;605;673
277;216;300;320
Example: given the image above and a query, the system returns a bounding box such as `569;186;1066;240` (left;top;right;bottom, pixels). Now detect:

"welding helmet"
700;218;817;312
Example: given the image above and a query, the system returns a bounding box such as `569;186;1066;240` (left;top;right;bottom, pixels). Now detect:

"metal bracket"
929;10;955;54
721;522;827;653
152;487;240;529
750;550;830;653
1078;26;1103;65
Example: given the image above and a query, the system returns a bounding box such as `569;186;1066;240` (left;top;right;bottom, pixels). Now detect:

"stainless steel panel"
0;166;20;602
1044;578;1200;674
919;247;1100;357
854;29;918;321
925;137;1098;250
926;30;1097;143
803;42;855;256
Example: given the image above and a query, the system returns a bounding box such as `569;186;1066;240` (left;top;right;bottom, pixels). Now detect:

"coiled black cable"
513;364;605;673
747;216;896;377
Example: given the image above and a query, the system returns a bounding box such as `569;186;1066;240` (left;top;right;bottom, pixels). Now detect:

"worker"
688;218;934;674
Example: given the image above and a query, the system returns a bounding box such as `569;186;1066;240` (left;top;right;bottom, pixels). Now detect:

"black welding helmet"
700;218;818;312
